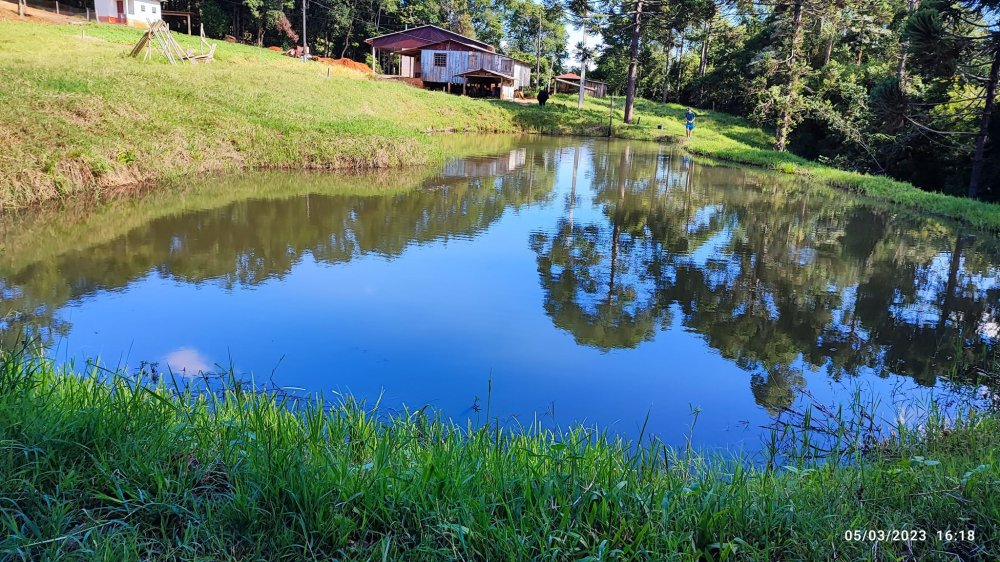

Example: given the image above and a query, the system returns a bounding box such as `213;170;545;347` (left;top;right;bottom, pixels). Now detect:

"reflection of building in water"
440;149;527;178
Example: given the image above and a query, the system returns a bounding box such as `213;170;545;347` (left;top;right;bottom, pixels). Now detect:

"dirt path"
0;0;83;23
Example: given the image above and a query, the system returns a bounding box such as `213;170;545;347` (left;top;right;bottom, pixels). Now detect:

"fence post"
86;7;90;19
55;1;60;14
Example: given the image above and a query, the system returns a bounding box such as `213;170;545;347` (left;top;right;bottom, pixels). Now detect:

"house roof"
398;39;492;57
457;68;515;80
366;25;495;53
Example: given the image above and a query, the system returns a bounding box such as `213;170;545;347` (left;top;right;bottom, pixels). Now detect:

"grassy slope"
0;21;524;208
508;94;1000;232
2;19;999;232
0;349;997;560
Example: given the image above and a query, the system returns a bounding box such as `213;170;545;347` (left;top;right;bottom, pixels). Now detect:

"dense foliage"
582;0;1000;201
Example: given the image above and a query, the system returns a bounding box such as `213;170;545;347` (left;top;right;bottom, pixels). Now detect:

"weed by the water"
0;344;997;560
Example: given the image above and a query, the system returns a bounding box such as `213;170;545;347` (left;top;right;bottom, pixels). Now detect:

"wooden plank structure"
129;20;215;64
551;73;608;98
366;25;530;99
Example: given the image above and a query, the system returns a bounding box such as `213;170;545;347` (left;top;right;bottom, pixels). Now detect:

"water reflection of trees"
531;142;1000;412
0;148;555;349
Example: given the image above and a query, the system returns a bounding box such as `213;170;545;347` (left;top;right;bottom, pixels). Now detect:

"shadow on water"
1;135;998;441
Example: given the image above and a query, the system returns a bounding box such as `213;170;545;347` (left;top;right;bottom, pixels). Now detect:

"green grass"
2;19;999;233
1;346;998;560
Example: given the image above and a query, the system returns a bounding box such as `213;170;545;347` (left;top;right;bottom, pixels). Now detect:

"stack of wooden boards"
129;20;215;64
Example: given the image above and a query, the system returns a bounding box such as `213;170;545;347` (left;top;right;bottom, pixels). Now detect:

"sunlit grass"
0;21;524;209
1;346;997;560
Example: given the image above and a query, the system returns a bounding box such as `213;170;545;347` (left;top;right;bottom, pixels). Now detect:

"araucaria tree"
905;0;1000;197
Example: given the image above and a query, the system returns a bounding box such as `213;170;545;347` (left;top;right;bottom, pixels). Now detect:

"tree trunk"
775;0;803;152
897;0;920;85
969;39;1000;198
698;20;712;103
623;0;644;124
698;20;711;79
822;24;834;67
340;21;353;58
256;19;264;47
675;39;684;102
661;33;673;103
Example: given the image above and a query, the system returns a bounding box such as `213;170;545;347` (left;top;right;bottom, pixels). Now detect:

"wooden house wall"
400;55;418;77
512;62;531;90
419;50;530;89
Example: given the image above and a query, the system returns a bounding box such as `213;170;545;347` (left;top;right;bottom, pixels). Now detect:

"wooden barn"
551;73;608;98
366;25;531;100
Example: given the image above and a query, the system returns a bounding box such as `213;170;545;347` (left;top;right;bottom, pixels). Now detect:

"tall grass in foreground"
0;345;997;561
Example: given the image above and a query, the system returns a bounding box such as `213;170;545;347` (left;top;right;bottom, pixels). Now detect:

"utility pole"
534;16;542;89
301;0;308;61
577;31;588;110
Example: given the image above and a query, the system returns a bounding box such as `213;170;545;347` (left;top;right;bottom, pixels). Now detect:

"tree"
906;0;1000;198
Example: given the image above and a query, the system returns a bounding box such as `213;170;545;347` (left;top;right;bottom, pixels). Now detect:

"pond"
2;136;998;449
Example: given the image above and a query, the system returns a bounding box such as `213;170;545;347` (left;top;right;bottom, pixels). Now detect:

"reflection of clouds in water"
164;347;211;376
982;318;999;340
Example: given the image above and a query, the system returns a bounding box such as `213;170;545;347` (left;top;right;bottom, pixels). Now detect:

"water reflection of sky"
3;137;998;451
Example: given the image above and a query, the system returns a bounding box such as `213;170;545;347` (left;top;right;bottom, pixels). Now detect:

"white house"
94;0;162;27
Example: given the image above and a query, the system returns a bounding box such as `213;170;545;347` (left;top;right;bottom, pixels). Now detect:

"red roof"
366;25;495;53
555;73;581;80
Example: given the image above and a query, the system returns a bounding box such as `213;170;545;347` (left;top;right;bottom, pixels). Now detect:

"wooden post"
187;14;191;35
56;1;60;15
86;7;90;20
448;82;452;94
462;82;466;96
371;45;376;75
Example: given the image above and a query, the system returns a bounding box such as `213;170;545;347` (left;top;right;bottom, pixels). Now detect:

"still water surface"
2;137;998;448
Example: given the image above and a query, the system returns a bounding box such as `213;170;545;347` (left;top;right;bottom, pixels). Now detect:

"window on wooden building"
501;59;513;74
468;53;478;68
434;53;447;67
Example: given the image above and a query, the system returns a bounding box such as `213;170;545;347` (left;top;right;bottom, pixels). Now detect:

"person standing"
685;107;697;138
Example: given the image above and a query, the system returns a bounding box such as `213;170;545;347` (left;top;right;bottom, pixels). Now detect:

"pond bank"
1;348;997;560
3;20;999;232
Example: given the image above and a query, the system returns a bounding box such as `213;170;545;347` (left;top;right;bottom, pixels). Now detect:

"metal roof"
365;25;495;53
